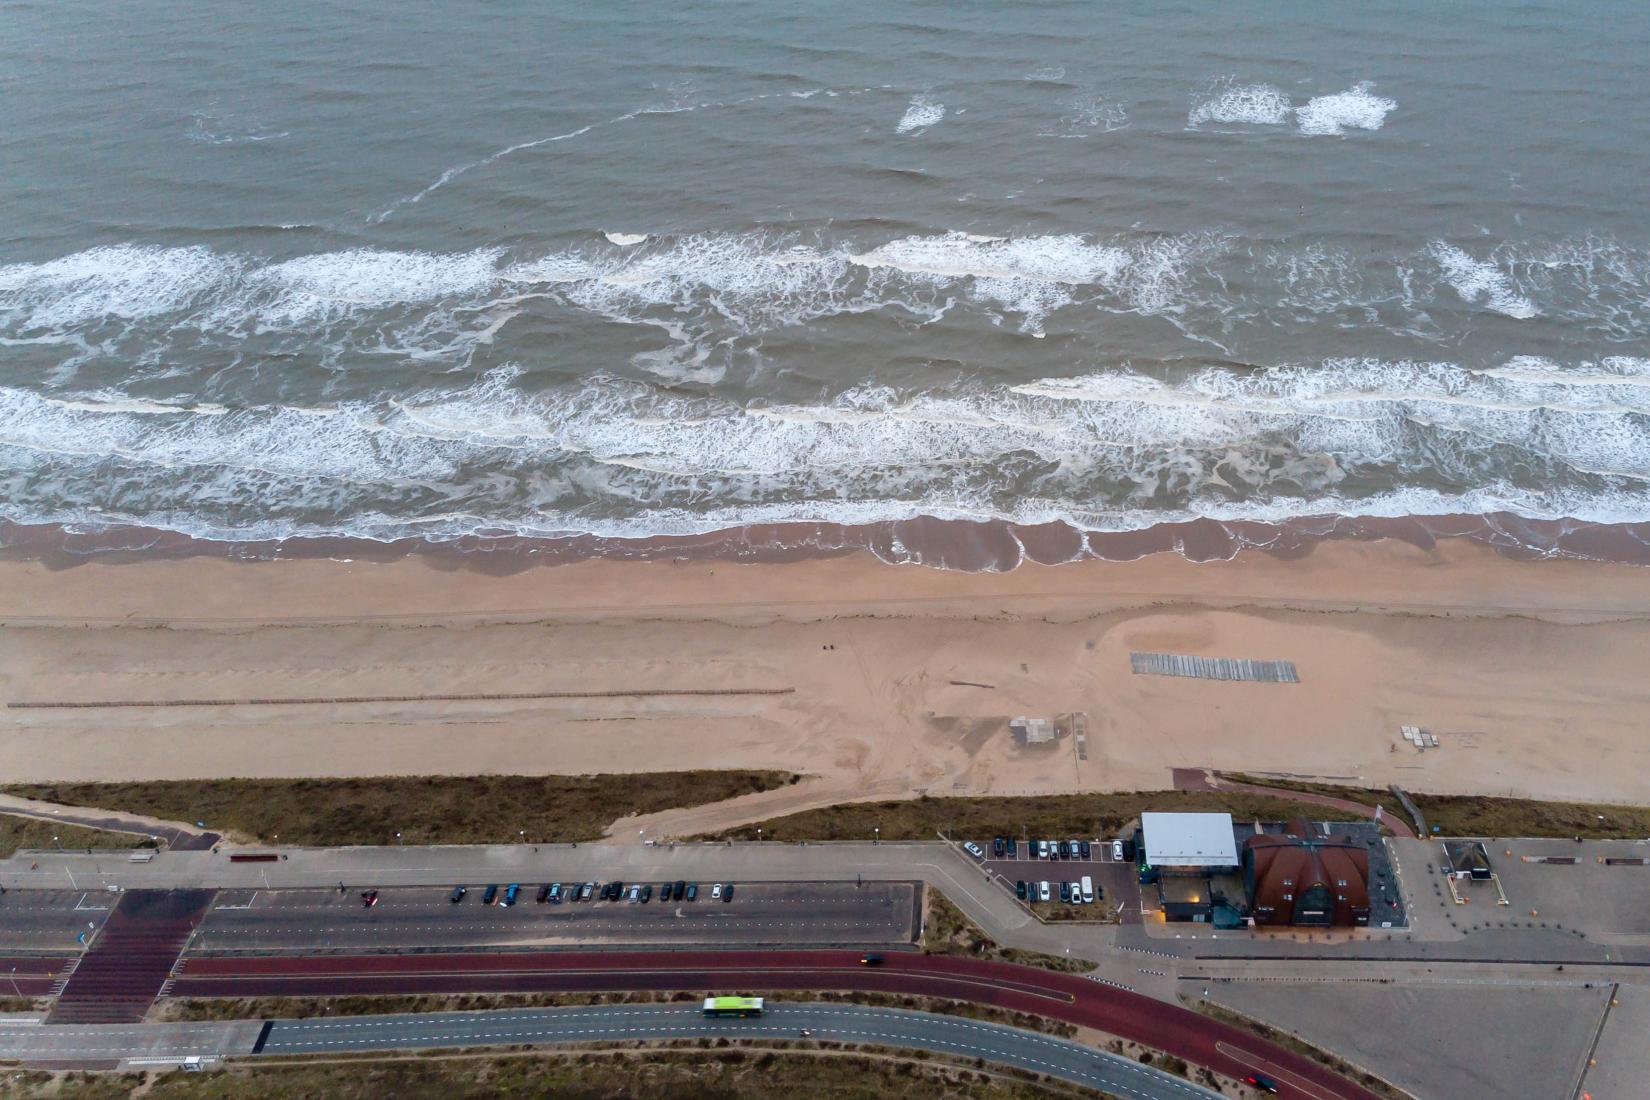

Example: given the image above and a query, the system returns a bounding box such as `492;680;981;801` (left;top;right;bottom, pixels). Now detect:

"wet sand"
3;536;1650;822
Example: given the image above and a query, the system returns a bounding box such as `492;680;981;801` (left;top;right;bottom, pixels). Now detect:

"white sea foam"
9;356;1650;546
1294;82;1396;135
896;94;945;134
1025;65;1066;82
0;246;236;329
1187;79;1291;127
1429;242;1538;319
234;248;504;327
604;232;649;247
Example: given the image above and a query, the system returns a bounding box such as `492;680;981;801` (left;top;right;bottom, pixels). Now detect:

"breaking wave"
6;356;1650;543
896;94;945;134
1188;78;1395;135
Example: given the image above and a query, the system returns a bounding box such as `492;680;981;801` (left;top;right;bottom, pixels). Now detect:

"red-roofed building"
1242;820;1371;927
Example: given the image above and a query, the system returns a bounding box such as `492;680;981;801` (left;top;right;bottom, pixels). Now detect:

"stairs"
46;889;215;1024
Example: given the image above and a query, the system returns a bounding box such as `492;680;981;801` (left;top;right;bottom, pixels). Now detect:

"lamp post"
874;826;879;846
8;966;19;1000
396;832;403;847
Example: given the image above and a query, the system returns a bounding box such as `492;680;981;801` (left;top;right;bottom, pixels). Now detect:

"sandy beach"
5;536;1650;825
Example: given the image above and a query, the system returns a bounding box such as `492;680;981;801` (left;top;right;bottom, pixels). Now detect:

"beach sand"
4;537;1650;831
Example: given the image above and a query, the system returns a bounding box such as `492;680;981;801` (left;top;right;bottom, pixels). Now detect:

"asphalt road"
170;948;1383;1100
262;1001;1223;1099
191;881;918;952
0;889;114;952
0;1000;1216;1098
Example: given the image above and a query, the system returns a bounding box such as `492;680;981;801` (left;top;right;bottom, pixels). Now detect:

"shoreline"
3;536;1650;805
5;511;1650;574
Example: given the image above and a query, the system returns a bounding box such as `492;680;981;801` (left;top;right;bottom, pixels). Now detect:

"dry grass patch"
709;788;1367;843
0;815;149;859
4;771;799;848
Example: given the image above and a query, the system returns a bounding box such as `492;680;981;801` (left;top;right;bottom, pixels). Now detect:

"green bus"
702;996;764;1018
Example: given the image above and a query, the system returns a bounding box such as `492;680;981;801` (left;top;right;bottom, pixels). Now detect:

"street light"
396;832;403;847
874;826;879;846
7;966;18;1000
51;836;60;851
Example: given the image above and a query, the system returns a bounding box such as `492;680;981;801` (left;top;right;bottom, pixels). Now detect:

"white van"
1038;880;1051;902
1080;875;1094;904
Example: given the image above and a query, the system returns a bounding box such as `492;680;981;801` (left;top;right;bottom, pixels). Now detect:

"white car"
1038;880;1051;902
1036;840;1050;859
711;883;724;900
1111;840;1125;862
1068;882;1082;903
963;841;985;859
627;885;641;902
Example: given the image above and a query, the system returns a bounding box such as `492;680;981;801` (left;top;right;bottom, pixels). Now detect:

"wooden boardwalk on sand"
1129;652;1299;683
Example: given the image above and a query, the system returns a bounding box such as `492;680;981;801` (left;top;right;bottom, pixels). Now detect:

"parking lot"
1397;837;1650;942
0;888;116;951
189;880;921;953
960;837;1142;917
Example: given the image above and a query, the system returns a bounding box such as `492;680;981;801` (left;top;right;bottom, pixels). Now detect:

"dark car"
549;882;563;903
607;881;623;900
673;880;686;901
482;884;499;905
859;953;883;965
1079;840;1091;860
1014;880;1027;900
992;836;1005;857
1059;881;1071;902
449;885;467;904
361;889;378;908
685;883;698;901
640;884;653;903
660;881;672;900
1243;1074;1278;1094
503;883;520;906
536;884;551;903
723;883;736;903
1059;840;1071;859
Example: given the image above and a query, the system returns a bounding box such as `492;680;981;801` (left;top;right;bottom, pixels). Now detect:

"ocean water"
4;1;1650;550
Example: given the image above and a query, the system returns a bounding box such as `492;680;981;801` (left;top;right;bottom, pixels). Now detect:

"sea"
4;1;1650;568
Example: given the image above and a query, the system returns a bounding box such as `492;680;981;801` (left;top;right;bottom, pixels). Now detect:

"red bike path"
173;949;1382;1100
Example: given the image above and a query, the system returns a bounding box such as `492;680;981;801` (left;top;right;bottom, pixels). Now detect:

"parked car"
483;885;499;905
536;884;551;903
579;882;594;901
640;884;653;903
673;880;686;901
963;841;984;859
503;883;520;907
628;884;641;902
1036;839;1050;859
549;882;563;903
1079;840;1091;860
1014;880;1027;900
361;889;379;908
1112;840;1125;861
686;883;698;901
711;883;724;900
1058;881;1071;902
1038;880;1051;902
608;881;624;900
449;885;467;904
723;883;736;902
992;837;1005;857
1068;839;1081;860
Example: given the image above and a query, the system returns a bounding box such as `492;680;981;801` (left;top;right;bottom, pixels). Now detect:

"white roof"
1141;812;1238;867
